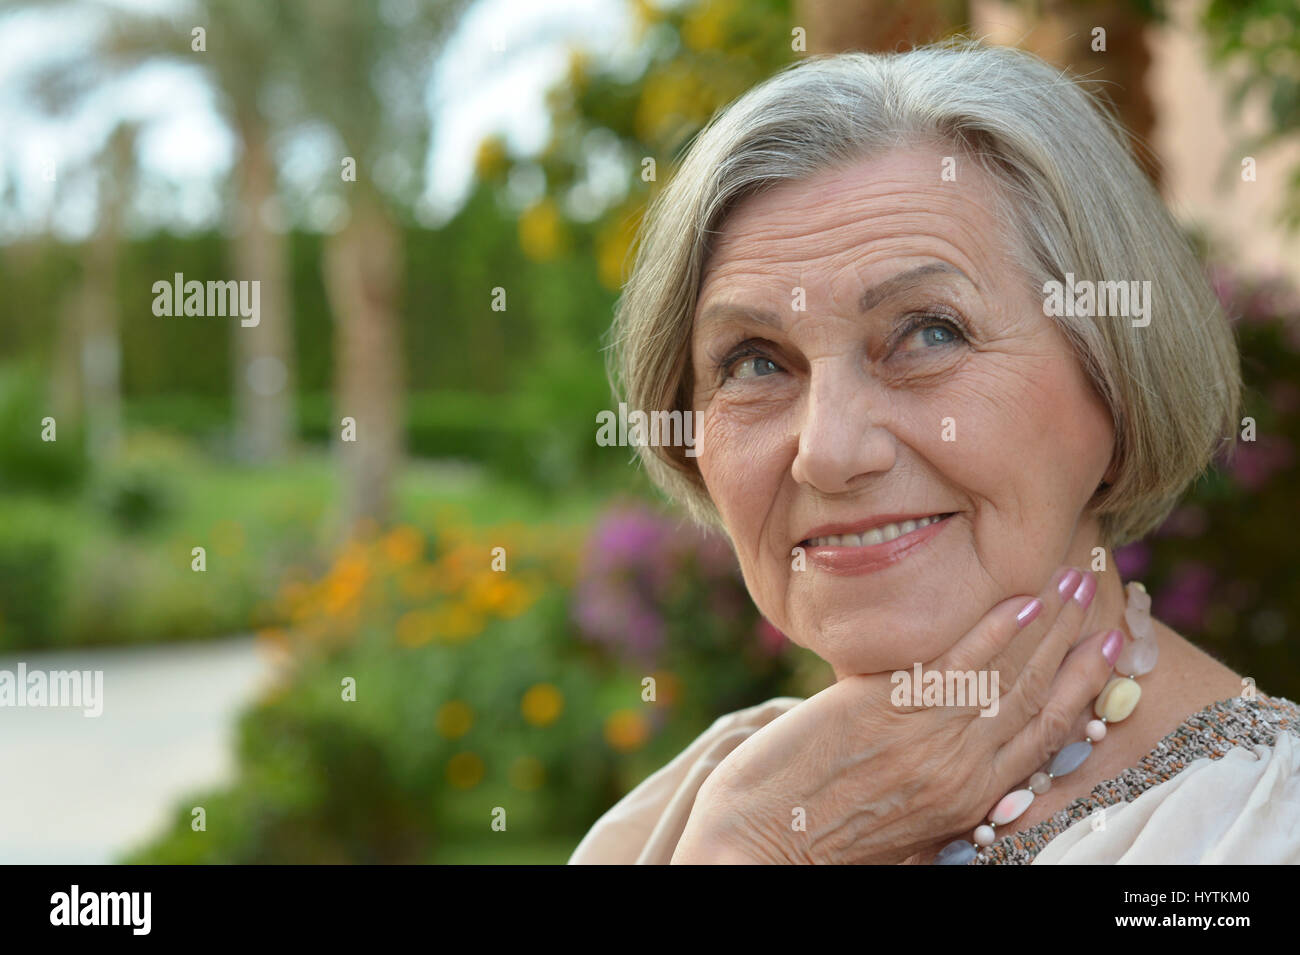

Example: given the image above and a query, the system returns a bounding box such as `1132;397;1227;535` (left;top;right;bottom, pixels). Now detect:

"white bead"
1086;719;1107;741
974;825;996;846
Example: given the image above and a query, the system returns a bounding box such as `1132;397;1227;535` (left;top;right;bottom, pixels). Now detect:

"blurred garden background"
0;0;1297;863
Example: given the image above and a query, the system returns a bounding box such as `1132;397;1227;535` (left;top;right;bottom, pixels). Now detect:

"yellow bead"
1094;676;1142;723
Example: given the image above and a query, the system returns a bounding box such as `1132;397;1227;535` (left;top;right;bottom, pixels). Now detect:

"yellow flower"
436;701;474;739
604;709;650;752
682;0;732;51
447;752;485;789
596;206;643;292
474;135;508;182
518;198;566;262
521;683;564;727
509;755;545;792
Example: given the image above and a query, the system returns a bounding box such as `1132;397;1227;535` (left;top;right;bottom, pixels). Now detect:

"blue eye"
921;324;956;346
733;356;781;379
899;317;966;352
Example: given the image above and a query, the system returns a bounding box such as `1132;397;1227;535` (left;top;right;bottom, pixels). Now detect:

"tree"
272;0;472;530
18;0;301;463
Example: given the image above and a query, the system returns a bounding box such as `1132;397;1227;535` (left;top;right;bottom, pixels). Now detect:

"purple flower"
1113;541;1150;578
1228;435;1295;492
1154;563;1216;632
1153;505;1208;539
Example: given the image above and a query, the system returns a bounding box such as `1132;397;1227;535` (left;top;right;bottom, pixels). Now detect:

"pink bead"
989;789;1035;825
1126;582;1152;612
1116;635;1159;676
974;825;996;846
1124;607;1154;641
1086;719;1107;741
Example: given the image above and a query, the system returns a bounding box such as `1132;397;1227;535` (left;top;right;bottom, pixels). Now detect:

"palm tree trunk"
322;193;405;531
78;225;122;462
1019;0;1161;186
231;122;295;462
794;0;964;53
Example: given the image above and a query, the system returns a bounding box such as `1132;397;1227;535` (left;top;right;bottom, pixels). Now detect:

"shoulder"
567;696;803;865
1034;697;1300;864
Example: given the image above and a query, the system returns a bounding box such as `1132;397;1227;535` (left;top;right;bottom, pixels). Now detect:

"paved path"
0;636;277;864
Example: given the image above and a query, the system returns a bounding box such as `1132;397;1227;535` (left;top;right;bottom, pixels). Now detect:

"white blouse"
568;695;1300;864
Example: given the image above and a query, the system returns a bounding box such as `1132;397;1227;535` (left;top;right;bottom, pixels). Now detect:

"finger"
996;567;1098;721
991;625;1122;787
939;564;1078;679
984;566;1089;690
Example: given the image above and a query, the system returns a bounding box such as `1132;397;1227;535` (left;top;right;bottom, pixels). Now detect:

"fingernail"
1057;568;1082;597
1016;598;1043;628
1102;629;1124;666
1073;571;1097;608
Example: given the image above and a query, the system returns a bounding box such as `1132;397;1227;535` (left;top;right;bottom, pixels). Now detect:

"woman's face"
689;144;1115;679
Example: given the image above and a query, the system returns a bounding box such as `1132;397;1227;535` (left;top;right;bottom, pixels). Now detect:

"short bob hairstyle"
608;40;1240;548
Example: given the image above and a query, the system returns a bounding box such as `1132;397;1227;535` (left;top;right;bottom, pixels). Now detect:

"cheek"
921;352;1113;532
694;402;793;578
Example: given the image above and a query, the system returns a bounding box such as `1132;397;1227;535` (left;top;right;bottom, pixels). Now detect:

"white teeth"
807;514;947;548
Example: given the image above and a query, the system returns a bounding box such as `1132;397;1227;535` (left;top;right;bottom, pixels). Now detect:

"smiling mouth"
801;513;955;548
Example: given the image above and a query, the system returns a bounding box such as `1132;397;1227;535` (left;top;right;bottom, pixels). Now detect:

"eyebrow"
696;262;974;329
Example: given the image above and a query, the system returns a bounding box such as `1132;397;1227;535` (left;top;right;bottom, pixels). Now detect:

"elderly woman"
568;41;1300;865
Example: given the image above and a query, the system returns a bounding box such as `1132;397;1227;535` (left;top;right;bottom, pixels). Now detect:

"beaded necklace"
935;580;1157;865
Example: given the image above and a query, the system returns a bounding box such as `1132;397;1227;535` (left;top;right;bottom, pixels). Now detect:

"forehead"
698;144;1013;299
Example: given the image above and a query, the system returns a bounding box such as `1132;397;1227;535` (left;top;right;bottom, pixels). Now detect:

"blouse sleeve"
1032;731;1300;864
567;697;803;864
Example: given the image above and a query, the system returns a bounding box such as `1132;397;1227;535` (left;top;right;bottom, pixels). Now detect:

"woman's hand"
670;566;1118;864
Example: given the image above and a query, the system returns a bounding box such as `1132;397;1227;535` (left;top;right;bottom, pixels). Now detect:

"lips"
802;514;951;548
796;512;956;576
798;513;956;549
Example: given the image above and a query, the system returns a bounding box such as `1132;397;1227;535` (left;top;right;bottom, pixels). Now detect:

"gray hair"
608;39;1240;548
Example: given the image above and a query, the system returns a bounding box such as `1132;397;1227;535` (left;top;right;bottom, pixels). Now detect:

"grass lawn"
0;430;624;651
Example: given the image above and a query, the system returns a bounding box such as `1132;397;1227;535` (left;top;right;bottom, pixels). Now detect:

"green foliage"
1202;0;1300;228
125;508;804;863
1114;269;1300;701
92;467;173;534
0;362;87;493
0;534;61;651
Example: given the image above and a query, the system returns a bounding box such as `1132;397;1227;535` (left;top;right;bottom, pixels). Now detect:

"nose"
790;363;896;493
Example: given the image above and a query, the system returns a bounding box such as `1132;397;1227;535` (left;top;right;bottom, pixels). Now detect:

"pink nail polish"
1058;569;1082;597
1102;629;1123;665
1016;598;1043;628
1073;572;1097;608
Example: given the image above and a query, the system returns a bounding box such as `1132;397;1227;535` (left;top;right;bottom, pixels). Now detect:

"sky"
0;0;646;241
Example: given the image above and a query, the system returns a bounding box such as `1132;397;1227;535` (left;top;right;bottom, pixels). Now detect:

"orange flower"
323;555;369;615
382;526;423;567
604;709;650;752
651;670;681;706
